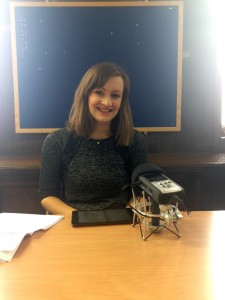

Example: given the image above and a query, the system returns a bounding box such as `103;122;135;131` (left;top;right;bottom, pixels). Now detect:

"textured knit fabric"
38;128;148;210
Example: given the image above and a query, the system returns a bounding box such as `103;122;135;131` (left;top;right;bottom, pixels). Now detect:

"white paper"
0;233;26;251
0;213;63;262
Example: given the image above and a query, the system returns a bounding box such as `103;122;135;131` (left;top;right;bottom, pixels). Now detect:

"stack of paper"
0;213;63;262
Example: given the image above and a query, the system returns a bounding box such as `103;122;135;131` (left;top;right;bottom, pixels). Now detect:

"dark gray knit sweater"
38;128;148;210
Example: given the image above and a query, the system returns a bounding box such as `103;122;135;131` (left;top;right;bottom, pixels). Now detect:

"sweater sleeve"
37;129;68;200
129;131;149;172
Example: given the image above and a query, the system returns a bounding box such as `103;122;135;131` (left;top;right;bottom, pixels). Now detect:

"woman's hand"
41;196;75;219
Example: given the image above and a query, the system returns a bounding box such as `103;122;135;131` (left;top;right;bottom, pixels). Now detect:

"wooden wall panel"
0;171;44;213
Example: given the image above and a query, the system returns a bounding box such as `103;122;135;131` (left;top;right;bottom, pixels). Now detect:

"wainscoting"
1;153;225;214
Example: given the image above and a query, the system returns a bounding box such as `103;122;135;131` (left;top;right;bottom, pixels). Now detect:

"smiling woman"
38;62;149;216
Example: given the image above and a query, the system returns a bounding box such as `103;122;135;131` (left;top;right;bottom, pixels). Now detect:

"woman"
38;62;148;217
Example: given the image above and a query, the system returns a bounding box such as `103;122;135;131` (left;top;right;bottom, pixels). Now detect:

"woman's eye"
95;90;104;96
111;94;121;99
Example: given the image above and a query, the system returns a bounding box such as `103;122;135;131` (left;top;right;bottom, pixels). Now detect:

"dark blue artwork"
12;3;182;131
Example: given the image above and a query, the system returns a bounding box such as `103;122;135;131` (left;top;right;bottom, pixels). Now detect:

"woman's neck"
89;124;111;140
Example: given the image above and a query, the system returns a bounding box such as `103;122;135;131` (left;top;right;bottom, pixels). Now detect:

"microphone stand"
131;189;183;241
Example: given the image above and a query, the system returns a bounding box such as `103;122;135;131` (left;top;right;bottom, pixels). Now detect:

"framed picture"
10;1;183;133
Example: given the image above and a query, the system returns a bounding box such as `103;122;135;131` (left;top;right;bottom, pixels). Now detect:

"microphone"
131;163;185;226
132;163;184;205
131;163;187;239
132;163;165;226
132;163;164;183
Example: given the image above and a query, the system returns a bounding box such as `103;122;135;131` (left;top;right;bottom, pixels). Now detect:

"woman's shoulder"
41;128;81;163
44;128;74;142
132;129;146;144
129;129;148;155
43;128;77;151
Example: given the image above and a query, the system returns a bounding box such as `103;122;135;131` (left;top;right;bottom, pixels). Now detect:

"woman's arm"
41;196;75;218
130;131;149;171
38;129;73;217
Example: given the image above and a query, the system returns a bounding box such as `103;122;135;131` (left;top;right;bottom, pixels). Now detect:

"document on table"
0;213;63;262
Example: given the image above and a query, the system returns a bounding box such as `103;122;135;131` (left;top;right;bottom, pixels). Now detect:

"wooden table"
0;211;225;300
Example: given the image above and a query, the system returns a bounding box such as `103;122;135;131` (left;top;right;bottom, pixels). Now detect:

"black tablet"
71;208;134;227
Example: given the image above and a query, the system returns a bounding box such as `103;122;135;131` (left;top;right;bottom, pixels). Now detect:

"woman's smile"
96;106;113;113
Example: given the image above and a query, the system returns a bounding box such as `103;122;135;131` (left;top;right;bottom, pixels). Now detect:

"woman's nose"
101;95;112;106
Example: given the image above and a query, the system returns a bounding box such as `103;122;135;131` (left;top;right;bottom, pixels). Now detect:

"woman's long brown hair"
67;62;134;146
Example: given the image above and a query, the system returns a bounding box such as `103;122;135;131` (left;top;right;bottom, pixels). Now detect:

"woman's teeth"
98;107;112;112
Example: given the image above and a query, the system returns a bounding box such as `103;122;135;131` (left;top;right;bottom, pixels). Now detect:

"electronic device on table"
72;208;133;227
130;163;190;240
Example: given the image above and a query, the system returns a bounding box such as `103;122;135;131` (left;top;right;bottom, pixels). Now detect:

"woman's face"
88;76;124;126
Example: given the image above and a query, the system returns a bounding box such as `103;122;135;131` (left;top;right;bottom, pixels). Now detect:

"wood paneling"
1;154;225;213
0;170;44;214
